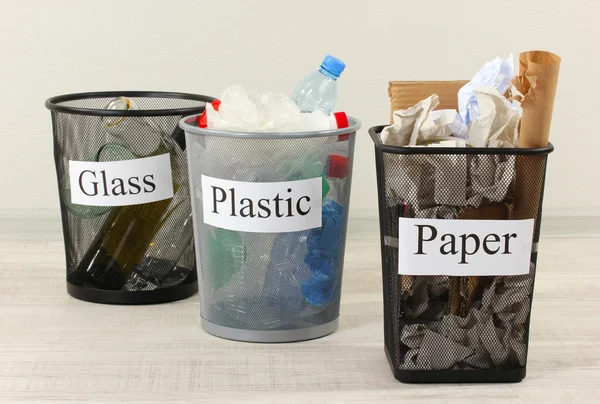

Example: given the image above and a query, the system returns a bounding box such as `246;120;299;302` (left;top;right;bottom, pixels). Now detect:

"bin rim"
369;125;554;155
45;91;215;117
179;114;361;139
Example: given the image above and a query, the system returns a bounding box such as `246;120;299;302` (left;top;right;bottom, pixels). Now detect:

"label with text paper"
201;175;322;233
397;218;534;276
69;154;174;207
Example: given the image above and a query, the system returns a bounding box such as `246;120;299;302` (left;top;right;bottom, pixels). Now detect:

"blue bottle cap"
321;55;346;78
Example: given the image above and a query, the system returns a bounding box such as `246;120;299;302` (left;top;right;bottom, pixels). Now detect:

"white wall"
1;0;597;218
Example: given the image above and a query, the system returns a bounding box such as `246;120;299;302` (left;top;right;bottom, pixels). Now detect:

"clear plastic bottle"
298;111;348;131
261;231;312;316
291;55;346;114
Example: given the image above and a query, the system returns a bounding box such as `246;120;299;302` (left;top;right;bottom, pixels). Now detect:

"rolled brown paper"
511;51;561;231
459;204;509;310
449;277;462;316
459;277;470;317
513;51;561;148
459;204;508;221
466;276;480;308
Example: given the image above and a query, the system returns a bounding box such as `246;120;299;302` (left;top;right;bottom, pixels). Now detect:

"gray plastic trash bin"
180;114;361;342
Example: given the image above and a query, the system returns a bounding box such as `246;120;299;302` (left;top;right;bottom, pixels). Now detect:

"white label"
397;218;534;276
201;175;322;233
69;154;174;206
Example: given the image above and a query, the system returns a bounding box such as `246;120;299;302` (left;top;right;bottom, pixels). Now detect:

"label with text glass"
68;154;174;207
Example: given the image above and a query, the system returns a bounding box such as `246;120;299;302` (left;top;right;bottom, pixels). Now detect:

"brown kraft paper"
459;204;509;312
511;51;561;233
388;81;468;124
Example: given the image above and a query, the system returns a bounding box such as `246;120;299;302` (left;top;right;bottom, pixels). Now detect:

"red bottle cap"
334;111;350;141
327;154;350;179
198;100;221;128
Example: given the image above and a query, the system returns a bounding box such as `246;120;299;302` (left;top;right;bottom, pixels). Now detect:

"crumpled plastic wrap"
205;85;303;133
400;263;535;370
198;85;336;183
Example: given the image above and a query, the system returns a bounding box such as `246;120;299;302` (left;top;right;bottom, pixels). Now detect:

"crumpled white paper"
382;152;514;215
381;95;468;147
468;86;520;148
380;95;438;146
381;55;523;149
381;88;520;149
425;110;469;140
399;264;535;370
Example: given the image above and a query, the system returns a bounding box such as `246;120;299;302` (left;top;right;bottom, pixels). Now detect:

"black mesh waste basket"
370;125;554;383
46;91;214;304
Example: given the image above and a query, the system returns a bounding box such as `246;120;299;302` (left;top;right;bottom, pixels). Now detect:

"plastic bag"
204;85;302;132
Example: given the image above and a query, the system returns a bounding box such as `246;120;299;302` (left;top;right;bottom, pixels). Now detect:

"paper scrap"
467;86;520;148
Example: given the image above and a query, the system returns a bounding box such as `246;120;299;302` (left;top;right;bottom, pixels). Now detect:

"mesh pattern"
59;96;205;112
50;94;207;293
186;130;355;331
371;128;551;378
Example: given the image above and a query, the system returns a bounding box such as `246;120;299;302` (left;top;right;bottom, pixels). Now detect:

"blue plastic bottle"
291;55;346;114
261;231;311;315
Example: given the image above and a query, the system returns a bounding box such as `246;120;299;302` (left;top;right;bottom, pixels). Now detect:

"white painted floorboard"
0;216;598;403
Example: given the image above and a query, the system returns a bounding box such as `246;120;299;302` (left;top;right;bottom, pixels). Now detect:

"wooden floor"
0;215;599;403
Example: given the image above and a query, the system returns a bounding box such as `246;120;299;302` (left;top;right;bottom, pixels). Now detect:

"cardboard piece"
388;81;468;123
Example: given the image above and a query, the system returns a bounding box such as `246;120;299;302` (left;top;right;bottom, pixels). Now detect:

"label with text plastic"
201;175;322;233
397;217;534;276
69;154;174;206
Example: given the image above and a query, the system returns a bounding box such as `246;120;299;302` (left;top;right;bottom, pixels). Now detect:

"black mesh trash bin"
46;91;214;304
370;125;553;383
